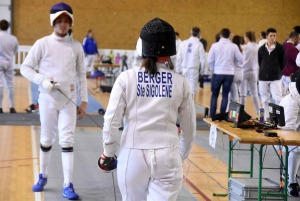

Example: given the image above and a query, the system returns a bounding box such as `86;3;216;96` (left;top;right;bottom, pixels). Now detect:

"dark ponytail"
142;57;158;75
245;31;256;42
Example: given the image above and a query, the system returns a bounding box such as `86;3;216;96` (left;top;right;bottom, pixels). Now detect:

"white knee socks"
62;148;74;186
40;146;52;176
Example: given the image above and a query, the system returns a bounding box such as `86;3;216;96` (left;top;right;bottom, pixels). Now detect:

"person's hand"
77;101;87;119
41;79;60;93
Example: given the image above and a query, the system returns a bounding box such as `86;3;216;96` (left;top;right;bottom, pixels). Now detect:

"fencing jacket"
20;33;88;105
280;82;300;131
103;63;196;160
241;42;259;75
0;30;18;70
176;36;206;74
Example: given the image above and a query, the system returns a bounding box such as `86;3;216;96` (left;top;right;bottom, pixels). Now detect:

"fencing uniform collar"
51;32;70;41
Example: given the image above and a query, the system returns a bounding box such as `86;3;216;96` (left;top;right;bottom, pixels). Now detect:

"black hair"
289;31;299;39
215;32;220;42
142;57;158;75
0;20;9;31
220;28;230;38
192;27;200;37
245;31;256;42
260;31;266;38
88;29;92;34
175;32;179;37
293;26;300;34
266;28;276;36
232;35;242;52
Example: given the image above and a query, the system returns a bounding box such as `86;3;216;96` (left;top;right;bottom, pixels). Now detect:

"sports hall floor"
0;76;297;201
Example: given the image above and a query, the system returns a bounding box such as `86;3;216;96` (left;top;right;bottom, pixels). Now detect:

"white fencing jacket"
296;52;300;67
103;63;196;160
0;30;18;70
21;33;88;105
280;82;300;131
176;36;206;74
280;82;300;152
241;42;259;75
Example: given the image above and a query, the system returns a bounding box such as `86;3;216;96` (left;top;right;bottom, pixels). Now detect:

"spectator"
82;29;99;75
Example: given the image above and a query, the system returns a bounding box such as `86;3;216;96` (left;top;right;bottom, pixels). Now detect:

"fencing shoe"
63;183;79;200
32;174;47;192
0;108;3;113
10;108;16;113
288;183;299;197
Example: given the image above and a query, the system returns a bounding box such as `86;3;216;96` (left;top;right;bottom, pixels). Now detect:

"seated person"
279;71;300;197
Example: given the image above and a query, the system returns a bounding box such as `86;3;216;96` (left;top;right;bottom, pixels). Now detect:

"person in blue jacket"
82;30;100;75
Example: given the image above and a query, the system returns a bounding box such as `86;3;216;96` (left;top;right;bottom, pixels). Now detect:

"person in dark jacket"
281;31;300;95
258;27;286;120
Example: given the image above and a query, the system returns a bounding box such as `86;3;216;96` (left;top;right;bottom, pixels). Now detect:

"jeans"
210;74;234;117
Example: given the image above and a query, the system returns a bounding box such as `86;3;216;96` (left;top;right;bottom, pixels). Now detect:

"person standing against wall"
240;31;260;114
258;31;268;47
281;31;300;95
227;35;242;108
0;19;18;113
208;28;243;117
258;28;285;120
82;29;99;75
176;27;206;95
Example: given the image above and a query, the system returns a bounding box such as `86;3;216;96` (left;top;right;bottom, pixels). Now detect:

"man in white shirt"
207;28;243;117
21;2;87;200
176;27;206;94
0;20;18;113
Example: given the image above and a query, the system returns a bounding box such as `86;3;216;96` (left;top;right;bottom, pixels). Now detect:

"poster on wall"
0;0;12;34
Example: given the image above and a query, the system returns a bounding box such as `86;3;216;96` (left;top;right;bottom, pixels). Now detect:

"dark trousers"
210;74;234;117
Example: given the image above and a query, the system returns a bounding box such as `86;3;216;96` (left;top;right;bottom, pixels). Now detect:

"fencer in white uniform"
279;71;300;197
297;52;300;67
0;20;18;113
227;35;242;109
20;3;87;200
176;27;206;95
240;32;260;115
101;18;196;201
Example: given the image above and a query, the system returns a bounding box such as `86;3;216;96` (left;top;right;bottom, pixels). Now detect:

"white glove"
41;79;60;93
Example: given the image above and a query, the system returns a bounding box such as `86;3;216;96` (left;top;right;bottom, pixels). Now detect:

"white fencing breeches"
182;67;199;95
85;54;97;74
0;69;14;88
227;70;241;111
117;147;183;201
0;69;15;107
281;75;291;96
259;80;282;120
288;150;300;184
39;93;77;147
240;73;260;113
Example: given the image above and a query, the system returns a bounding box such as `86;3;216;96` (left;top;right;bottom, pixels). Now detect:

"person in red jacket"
282;31;300;95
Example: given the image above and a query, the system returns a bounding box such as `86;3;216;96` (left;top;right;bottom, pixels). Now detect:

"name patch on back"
137;72;173;98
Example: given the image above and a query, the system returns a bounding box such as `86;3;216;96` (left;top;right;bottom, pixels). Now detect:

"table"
203;118;300;201
93;63;120;91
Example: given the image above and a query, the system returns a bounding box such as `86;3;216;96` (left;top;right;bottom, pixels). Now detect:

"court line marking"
29;82;43;201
